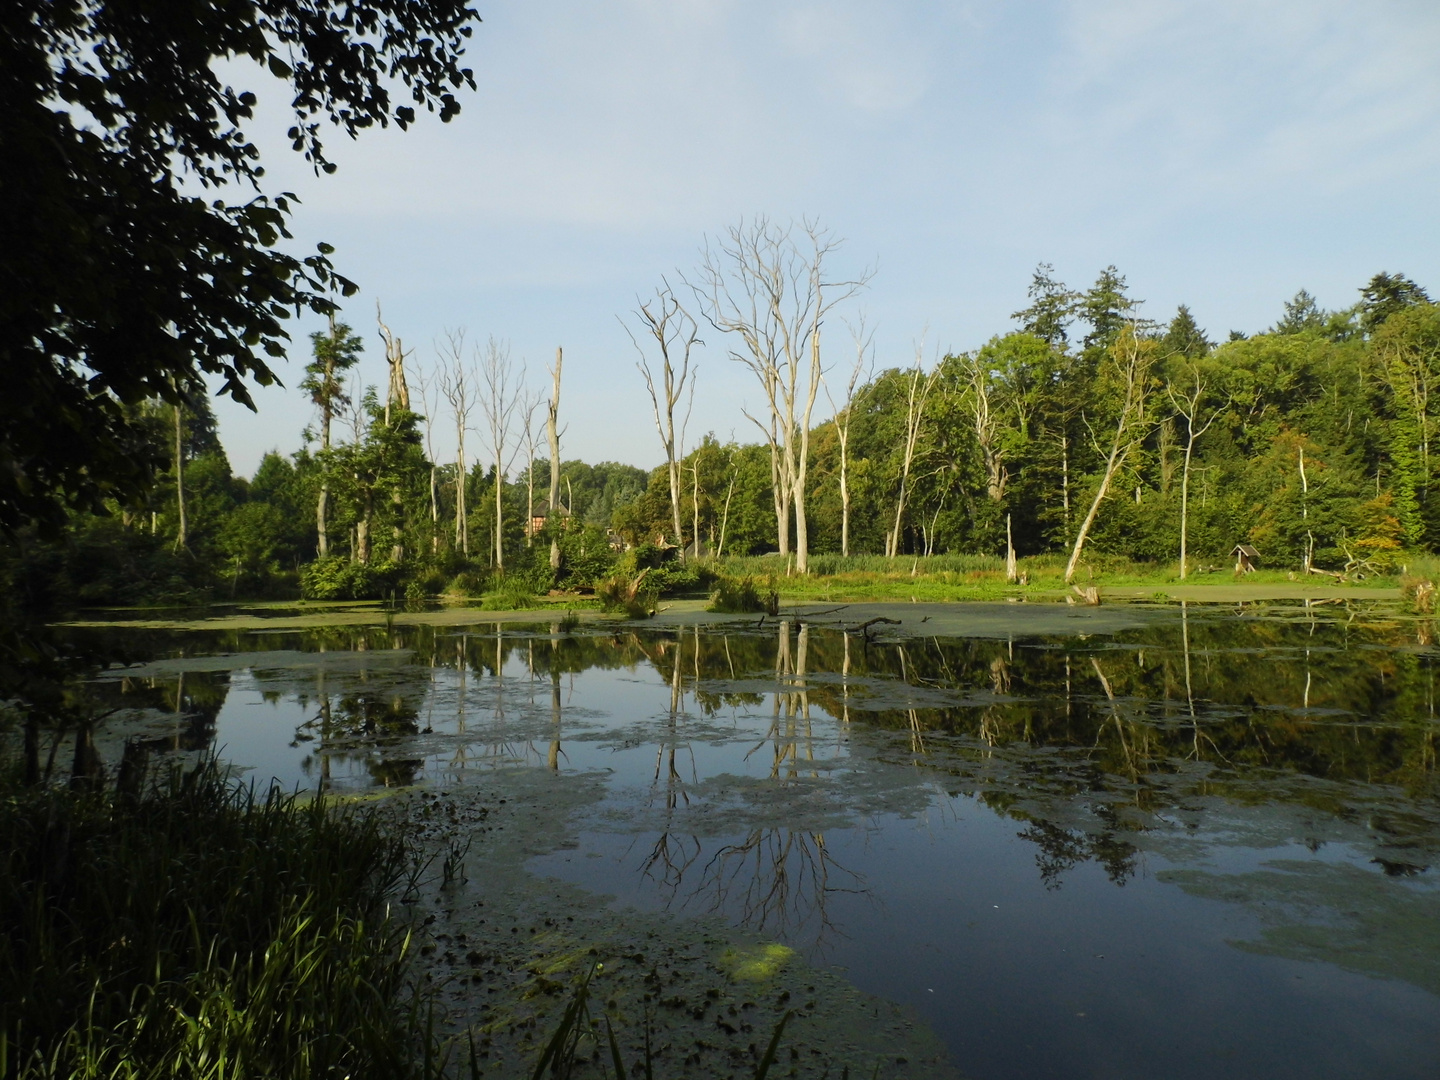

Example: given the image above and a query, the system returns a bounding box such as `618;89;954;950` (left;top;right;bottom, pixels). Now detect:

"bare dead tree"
376;302;411;422
690;216;869;573
376;304;413;562
958;349;1020;503
413;363;442;554
546;347;564;570
1065;324;1156;583
716;466;736;559
339;373;372;562
1166;361;1224;579
518;387;544;547
436;329;475;556
828;317;873;557
624;280;697;550
886;343;942;558
478;336;525;571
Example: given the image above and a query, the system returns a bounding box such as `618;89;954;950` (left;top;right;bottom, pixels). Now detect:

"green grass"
708;552;1401;604
0;757;440;1079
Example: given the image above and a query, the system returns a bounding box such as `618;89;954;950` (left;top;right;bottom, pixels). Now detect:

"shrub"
554;525;619;590
649;559;719;596
480;576;538;610
708;574;779;615
597;568;657;618
0;759;434;1078
443;570;489;598
299;557;401;601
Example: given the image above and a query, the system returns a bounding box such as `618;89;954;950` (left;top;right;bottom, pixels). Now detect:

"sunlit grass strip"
712;551;1402;600
0;758;436;1079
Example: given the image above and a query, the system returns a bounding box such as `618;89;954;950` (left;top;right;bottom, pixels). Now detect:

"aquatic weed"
0;757;441;1079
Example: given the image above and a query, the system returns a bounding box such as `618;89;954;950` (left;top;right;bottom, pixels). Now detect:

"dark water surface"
59;602;1440;1079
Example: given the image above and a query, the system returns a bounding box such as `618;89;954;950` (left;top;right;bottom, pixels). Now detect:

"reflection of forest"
77;606;1440;894
633;622;865;942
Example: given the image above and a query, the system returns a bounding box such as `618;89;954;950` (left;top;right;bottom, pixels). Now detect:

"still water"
65;601;1440;1079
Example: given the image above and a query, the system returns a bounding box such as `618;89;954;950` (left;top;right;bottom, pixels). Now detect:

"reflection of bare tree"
1180;603;1226;764
751;621;827;778
549;625;562;772
451;632;471;772
696;828;864;943
642;632;699;898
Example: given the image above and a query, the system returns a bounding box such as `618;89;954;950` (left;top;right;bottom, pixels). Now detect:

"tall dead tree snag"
1064;325;1156;583
692;216;868;573
479;337;524;571
1166;361;1223;579
377;304;411;418
547;347;563;570
827;320;872;558
437;329;474;556
413;364;442;554
377;305;412;561
886;345;941;558
625;281;697;552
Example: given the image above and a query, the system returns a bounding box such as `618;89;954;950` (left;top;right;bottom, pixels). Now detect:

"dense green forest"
10;265;1437;608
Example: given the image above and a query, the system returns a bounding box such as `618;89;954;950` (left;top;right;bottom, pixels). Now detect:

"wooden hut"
1232;544;1260;573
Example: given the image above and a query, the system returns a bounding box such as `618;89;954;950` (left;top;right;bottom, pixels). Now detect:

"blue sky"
213;0;1440;477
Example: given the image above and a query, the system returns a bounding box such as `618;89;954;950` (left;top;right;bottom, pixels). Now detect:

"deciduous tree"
1;0;480;533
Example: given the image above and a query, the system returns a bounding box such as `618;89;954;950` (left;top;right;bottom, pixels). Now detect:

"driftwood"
848;616;901;639
1071;584;1101;606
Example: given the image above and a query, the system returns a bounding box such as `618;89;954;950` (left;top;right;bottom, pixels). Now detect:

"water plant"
530;962;794;1080
0;756;439;1079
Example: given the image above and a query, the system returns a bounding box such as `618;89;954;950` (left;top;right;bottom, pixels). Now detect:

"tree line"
6;222;1435;607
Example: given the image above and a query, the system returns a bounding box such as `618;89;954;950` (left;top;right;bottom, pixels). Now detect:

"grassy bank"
710;552;1412;605
0;758;438;1079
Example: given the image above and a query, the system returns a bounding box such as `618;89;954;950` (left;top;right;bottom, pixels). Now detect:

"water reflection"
48;601;1440;1080
70;606;1440;863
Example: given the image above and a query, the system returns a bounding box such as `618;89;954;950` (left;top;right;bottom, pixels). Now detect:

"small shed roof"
1232;544;1260;558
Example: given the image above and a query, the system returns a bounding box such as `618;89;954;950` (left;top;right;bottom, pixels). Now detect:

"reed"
0;756;439;1079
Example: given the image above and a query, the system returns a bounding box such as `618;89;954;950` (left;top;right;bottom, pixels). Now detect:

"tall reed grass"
0;757;436;1079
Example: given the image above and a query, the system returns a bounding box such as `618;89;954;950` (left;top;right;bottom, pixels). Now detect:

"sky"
212;0;1440;478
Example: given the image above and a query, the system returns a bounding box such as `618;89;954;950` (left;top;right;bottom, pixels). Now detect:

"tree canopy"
0;0;480;533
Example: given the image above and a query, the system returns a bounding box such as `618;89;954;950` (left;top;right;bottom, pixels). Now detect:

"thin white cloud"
773;3;933;113
1047;0;1440;204
210;0;1440;477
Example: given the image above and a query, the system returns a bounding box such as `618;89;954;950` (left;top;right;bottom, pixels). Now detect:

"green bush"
649;559;719;596
479;575;538;610
443;570;488;598
597;569;657;618
554;524;619;589
708;574;779;614
299;557;402;601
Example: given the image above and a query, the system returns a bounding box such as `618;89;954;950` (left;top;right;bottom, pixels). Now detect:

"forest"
7;253;1434;612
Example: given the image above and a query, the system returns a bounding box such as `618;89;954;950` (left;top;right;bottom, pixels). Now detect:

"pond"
55;600;1440;1079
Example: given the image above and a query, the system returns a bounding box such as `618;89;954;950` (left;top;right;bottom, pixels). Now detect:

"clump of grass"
708;575;780;615
597;569;656;619
0;757;437;1079
480;577;539;611
1401;574;1436;613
